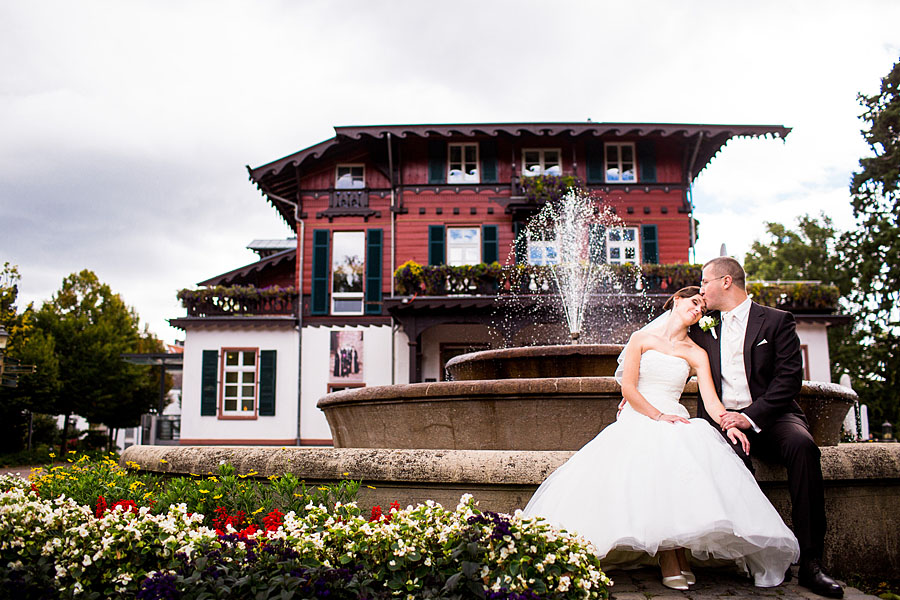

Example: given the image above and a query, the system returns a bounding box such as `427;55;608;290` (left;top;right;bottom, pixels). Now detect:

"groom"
691;257;843;598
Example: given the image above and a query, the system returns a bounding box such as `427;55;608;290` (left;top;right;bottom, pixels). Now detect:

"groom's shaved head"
703;257;746;290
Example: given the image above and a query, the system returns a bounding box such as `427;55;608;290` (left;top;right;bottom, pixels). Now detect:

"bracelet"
655;412;663;421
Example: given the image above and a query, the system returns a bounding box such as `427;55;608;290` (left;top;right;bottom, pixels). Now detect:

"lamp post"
883;421;894;442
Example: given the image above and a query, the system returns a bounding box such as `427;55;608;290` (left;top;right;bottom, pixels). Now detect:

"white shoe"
662;574;689;590
682;570;696;585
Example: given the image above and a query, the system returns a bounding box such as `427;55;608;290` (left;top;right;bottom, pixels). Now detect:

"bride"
523;287;799;589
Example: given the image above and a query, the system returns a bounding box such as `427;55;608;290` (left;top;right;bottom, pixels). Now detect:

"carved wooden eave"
247;122;791;227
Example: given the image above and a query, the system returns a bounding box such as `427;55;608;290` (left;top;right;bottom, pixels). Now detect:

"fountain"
124;190;900;576
319;191;857;450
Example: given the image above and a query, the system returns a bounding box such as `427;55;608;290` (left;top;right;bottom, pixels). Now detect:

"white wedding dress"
523;350;800;587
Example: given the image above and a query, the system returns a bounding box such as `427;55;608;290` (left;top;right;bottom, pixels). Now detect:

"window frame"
446;226;482;266
447;143;480;184
604;226;641;265
331;230;366;316
521;148;562;177
604;142;637;183
218;347;259;420
335;164;366;189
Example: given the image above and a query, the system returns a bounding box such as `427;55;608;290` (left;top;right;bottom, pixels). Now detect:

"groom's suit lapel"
743;302;766;381
708;311;723;395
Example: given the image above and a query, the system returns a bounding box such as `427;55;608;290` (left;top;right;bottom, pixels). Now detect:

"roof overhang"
247;122;790;226
198;248;296;287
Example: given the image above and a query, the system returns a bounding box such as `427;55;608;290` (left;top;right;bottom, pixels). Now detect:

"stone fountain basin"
445;344;623;380
317;378;856;450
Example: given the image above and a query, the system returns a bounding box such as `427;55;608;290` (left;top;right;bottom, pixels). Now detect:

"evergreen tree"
843;57;900;425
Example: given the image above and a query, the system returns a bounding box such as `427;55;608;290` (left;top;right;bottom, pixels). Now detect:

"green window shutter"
642;224;659;264
428;140;447;184
258;350;276;416
513;222;527;264
365;229;383;314
200;350;218;416
589;224;607;264
586;140;605;183
480;140;498;183
311;229;329;315
637;140;657;183
481;225;498;264
428;225;445;265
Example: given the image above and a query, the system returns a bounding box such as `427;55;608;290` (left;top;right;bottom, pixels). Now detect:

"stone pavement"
607;566;876;600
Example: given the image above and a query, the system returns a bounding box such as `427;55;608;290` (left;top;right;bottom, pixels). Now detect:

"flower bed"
1;457;612;599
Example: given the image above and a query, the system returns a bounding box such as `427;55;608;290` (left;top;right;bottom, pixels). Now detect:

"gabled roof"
247;121;791;225
249;121;790;181
198;248;295;287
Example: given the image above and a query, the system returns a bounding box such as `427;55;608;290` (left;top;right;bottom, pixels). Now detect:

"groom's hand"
719;411;752;431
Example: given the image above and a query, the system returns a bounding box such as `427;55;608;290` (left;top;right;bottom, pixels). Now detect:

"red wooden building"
175;122;793;445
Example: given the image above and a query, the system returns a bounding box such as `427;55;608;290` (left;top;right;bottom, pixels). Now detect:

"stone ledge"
121;443;900;485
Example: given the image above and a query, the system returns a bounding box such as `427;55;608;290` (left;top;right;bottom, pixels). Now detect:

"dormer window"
336;165;365;189
522;149;561;177
605;143;636;183
448;143;479;183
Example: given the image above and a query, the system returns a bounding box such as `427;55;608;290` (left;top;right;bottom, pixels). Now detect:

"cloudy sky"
2;1;898;344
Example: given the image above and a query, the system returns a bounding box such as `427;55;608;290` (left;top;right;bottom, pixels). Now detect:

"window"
522;149;561;177
447;227;481;266
605;143;636;183
448;143;479;183
222;349;257;414
335;165;365;189
605;227;640;265
332;231;365;315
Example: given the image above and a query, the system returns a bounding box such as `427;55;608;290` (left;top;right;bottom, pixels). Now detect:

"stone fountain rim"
317;377;856;408
445;343;625;369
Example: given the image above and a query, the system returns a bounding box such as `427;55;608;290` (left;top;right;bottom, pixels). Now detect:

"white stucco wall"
795;322;831;383
180;323;299;444
300;325;393;442
419;324;498;381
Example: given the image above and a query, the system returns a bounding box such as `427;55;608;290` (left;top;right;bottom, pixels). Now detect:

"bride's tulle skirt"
523;407;800;587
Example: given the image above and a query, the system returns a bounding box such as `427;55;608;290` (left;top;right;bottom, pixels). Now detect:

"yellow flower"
213;494;223;500
48;453;56;459
107;482;115;488
199;489;209;494
366;485;377;490
68;450;76;454
159;459;168;464
252;507;265;515
342;472;350;477
267;475;278;481
143;492;153;500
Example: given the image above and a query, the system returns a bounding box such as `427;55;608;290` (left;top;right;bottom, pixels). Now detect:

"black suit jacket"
688;302;806;431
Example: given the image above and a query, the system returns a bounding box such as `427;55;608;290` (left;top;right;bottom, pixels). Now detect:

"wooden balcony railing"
393;263;841;312
177;286;298;317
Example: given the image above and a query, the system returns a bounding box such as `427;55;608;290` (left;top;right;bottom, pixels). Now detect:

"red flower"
95;496;108;519
110;499;138;514
263;509;284;532
30;483;40;497
369;505;382;522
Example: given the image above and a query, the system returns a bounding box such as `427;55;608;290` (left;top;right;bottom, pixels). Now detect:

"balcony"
177;286;298;318
393;262;841;313
317;189;379;221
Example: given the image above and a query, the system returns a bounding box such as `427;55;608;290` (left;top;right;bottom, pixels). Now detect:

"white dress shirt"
719;297;761;431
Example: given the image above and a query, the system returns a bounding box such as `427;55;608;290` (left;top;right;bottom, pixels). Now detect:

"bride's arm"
689;348;750;453
621;334;690;424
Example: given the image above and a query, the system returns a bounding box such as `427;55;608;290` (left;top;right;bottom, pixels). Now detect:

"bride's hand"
727;427;750;454
657;414;690;425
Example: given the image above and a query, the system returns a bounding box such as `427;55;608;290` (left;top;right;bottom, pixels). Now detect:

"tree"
29;270;162;452
743;213;851;295
843;57;900;426
0;263;59;453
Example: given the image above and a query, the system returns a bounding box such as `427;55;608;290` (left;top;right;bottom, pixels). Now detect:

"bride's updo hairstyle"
662;286;701;311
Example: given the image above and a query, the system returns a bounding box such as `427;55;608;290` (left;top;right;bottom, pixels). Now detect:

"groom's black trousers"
715;413;826;562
